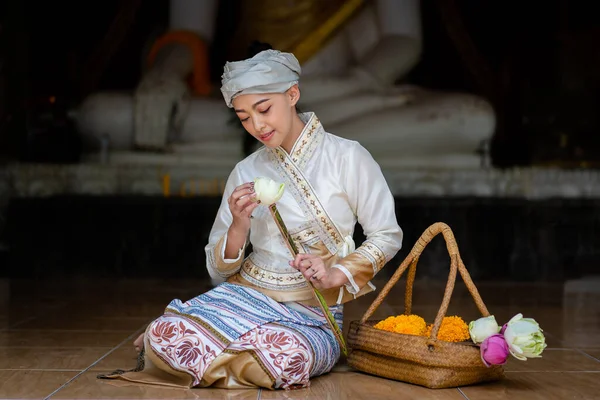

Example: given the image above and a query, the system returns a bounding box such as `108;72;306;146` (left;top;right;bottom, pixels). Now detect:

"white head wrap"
220;49;301;108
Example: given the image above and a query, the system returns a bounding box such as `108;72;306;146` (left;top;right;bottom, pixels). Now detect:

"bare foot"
133;333;144;352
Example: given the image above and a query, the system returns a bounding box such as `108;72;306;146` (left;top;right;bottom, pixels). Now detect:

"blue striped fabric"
164;282;344;352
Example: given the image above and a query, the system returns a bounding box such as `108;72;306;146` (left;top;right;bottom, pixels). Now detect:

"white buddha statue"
73;0;495;170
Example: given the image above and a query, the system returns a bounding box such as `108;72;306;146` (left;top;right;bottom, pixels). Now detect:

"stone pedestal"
4;163;600;199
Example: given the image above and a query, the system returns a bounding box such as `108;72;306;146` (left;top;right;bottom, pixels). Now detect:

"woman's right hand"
228;182;260;234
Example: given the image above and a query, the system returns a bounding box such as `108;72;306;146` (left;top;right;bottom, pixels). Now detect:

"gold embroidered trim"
289;221;321;254
290;114;320;170
355;241;387;273
208;235;243;278
241;258;308;291
268;114;343;255
207;243;217;272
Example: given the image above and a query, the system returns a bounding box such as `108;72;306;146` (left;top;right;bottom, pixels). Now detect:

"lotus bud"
469;315;501;344
480;334;510;367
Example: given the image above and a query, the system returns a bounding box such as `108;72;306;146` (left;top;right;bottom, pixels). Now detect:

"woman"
102;48;403;390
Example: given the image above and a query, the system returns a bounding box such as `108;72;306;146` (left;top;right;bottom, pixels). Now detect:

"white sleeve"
333;142;403;294
205;166;248;285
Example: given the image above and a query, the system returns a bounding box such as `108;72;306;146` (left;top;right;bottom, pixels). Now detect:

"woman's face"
232;85;300;151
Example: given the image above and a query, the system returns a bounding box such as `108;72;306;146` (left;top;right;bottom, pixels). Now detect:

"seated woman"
100;47;403;390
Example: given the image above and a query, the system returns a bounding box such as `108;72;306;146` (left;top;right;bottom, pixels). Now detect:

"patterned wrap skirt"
101;283;343;390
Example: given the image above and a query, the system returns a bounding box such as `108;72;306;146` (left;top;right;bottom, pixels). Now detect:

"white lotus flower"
469;315;501;344
254;177;284;205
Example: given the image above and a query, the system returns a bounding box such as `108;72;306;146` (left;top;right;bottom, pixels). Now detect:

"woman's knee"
145;314;187;348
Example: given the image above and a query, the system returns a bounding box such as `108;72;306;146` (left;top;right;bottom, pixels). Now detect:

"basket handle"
359;222;490;343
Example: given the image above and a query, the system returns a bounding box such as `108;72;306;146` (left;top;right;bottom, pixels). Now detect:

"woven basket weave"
347;222;504;389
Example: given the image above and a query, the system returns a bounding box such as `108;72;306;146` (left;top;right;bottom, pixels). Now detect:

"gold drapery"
230;0;366;63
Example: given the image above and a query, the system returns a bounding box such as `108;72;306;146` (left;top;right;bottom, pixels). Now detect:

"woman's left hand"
289;254;347;290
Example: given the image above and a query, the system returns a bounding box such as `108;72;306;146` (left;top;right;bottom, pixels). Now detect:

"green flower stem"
269;204;300;255
269;204;348;356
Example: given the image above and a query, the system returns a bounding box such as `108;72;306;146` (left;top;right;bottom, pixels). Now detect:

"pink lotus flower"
480;334;510;367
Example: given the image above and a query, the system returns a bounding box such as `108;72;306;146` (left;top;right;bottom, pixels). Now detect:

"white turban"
220;49;301;108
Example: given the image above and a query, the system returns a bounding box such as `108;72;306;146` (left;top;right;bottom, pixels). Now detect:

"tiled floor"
0;275;598;399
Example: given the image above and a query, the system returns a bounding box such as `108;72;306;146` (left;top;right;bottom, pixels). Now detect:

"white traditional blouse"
205;112;403;306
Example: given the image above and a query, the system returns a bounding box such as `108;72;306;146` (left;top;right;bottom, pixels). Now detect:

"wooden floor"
0;275;598;399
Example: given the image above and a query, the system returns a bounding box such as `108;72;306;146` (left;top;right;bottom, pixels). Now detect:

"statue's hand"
133;74;189;149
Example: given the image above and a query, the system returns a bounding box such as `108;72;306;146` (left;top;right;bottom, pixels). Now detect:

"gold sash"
229;0;366;63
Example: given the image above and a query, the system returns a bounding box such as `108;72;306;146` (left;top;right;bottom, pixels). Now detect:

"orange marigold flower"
423;316;470;342
374;314;427;336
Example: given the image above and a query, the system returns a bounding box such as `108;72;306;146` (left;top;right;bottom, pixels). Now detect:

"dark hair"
247;41;273;58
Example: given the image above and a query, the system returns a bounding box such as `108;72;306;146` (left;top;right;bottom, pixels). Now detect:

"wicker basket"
347;222;505;389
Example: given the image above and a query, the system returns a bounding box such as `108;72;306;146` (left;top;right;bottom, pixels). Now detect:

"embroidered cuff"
209;234;245;278
355;241;387;274
221;234;245;263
